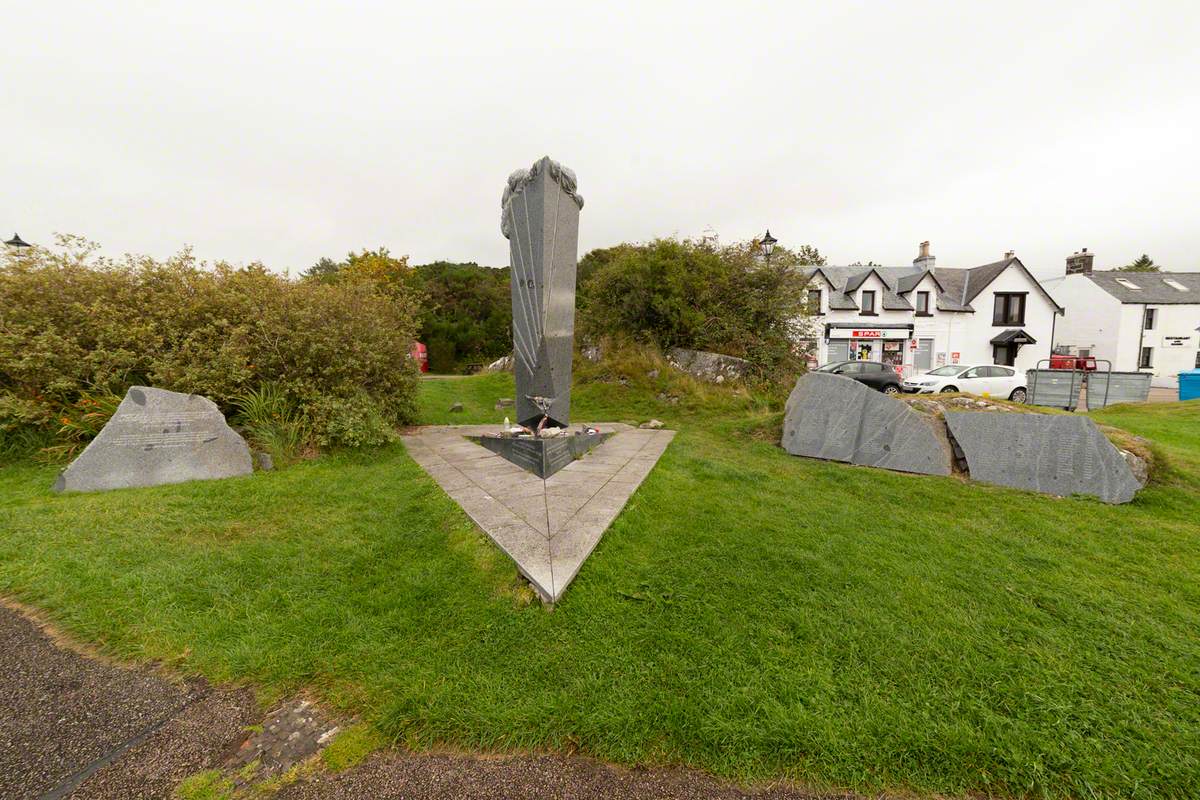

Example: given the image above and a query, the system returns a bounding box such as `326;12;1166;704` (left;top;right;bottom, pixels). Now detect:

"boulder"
667;347;750;383
943;412;1142;504
53;386;252;493
782;373;952;476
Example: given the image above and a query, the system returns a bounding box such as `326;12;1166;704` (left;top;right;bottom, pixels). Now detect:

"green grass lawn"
2;373;1199;799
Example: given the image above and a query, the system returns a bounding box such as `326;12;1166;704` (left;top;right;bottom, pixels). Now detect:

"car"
815;360;904;395
902;364;1028;402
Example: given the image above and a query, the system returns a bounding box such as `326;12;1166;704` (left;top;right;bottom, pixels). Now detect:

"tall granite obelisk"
501;156;584;429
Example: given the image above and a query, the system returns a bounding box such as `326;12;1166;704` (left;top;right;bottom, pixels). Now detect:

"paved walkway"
0;603;848;799
401;424;674;602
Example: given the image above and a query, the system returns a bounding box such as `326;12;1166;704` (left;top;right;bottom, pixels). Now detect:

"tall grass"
231;383;310;466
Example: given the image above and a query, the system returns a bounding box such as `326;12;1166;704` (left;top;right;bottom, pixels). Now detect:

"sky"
3;2;1199;280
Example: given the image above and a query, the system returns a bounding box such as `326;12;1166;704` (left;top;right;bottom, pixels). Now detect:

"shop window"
992;293;1026;325
915;291;930;315
1143;308;1156;330
1140;346;1154;369
860;290;876;314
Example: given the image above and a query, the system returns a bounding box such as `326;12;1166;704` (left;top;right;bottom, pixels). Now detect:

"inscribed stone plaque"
53;386;252;493
782;372;952;476
943;411;1141;504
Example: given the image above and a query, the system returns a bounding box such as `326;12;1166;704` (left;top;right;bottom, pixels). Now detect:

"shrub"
578;237;819;382
0;235;423;454
231;383;310;465
309;393;398;449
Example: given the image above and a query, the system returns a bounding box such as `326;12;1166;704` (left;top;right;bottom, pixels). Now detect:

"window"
963;367;985;379
860;290;876;314
1116;278;1141;290
1144;308;1156;330
1140;347;1153;369
1079;348;1091;357
807;289;822;314
993;344;1016;366
1196;351;1200;369
992;293;1026;325
916;291;930;315
1163;278;1189;292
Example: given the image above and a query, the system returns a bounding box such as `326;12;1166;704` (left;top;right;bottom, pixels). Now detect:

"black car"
815;360;903;395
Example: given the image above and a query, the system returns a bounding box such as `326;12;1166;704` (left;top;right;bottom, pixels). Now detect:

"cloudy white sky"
4;2;1198;278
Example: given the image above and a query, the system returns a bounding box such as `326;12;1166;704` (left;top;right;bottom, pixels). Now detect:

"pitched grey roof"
804;257;1062;315
1086;272;1200;304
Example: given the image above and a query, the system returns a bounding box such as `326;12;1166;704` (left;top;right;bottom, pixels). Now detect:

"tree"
302;256;342;283
578;237;816;379
410;261;512;373
1118;254;1160;272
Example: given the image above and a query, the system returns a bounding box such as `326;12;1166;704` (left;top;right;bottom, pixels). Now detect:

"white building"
1045;249;1200;388
801;242;1064;375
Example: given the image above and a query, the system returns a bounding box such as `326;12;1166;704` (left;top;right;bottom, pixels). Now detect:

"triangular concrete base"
401;423;674;603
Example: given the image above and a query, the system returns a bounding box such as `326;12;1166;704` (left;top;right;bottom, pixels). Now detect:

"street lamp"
4;233;31;248
759;229;777;262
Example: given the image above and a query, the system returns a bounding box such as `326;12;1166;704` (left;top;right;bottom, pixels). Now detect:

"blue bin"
1180;369;1200;401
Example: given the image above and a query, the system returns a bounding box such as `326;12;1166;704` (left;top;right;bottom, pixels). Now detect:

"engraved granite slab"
782;372;952;476
53;386;252;493
943;412;1142;504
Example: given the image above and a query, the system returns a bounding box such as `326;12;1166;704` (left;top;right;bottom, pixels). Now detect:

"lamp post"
4;233;31;248
759;229;777;264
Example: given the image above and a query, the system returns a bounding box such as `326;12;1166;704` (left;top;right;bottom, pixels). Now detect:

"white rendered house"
1045;249;1200;388
800;242;1064;375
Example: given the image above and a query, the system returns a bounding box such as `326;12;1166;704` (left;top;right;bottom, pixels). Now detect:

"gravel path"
1;602;849;799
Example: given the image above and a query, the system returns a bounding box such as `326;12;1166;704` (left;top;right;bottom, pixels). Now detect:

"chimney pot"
1005;250;1015;260
1066;248;1095;276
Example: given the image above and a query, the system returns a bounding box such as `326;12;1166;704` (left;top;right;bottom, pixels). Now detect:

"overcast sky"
4;2;1198;279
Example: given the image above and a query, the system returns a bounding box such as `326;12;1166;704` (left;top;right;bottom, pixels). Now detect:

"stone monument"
782;372;952;476
502;155;583;429
53;386;253;493
943;412;1142;504
478;155;606;479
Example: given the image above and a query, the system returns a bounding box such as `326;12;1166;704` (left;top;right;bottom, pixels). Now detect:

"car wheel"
1009;387;1027;403
883;384;900;395
941;385;958;393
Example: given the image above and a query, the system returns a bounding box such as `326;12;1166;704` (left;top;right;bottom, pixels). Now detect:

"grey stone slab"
502;156;583;429
400;425;674;602
53;386;252;493
944;412;1142;504
782;372;952;476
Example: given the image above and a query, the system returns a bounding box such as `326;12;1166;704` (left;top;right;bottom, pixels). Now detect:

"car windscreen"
926;366;965;376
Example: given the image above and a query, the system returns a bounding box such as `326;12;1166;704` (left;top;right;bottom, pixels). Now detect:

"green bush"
309;393;398;449
578;237;820;381
0;235;422;456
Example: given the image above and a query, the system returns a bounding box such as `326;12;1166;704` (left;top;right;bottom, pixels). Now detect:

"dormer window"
916;291;930;315
861;290;876;315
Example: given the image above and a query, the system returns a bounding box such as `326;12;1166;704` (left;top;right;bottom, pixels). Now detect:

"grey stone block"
782;372;952;476
53;386;252;493
943;411;1142;504
501;156;582;429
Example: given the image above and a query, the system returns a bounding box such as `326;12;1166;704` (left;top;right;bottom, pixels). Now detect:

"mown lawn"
2;373;1198;799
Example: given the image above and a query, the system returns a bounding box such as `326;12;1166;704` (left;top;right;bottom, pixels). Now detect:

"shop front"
823;323;915;368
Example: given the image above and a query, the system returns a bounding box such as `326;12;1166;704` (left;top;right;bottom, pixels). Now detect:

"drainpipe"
1136;303;1148;371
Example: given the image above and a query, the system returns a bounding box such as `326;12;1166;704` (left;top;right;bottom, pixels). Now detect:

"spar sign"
846;329;909;339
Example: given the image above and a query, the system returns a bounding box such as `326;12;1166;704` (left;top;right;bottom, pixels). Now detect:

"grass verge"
2;371;1198;799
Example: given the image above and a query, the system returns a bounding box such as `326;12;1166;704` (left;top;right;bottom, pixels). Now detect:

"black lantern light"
4;233;31;248
759;229;777;259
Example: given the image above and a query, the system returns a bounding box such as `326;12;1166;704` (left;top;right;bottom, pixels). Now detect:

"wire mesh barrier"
1027;364;1085;410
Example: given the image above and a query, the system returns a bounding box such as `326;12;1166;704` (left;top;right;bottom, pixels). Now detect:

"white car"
902;364;1028;402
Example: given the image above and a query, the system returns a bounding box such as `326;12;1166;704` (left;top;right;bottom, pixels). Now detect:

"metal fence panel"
1027;369;1082;410
1086;371;1152;409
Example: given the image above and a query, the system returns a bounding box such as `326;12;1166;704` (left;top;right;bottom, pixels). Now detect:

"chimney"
1066;247;1094;276
914;240;935;270
1004;250;1015;260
